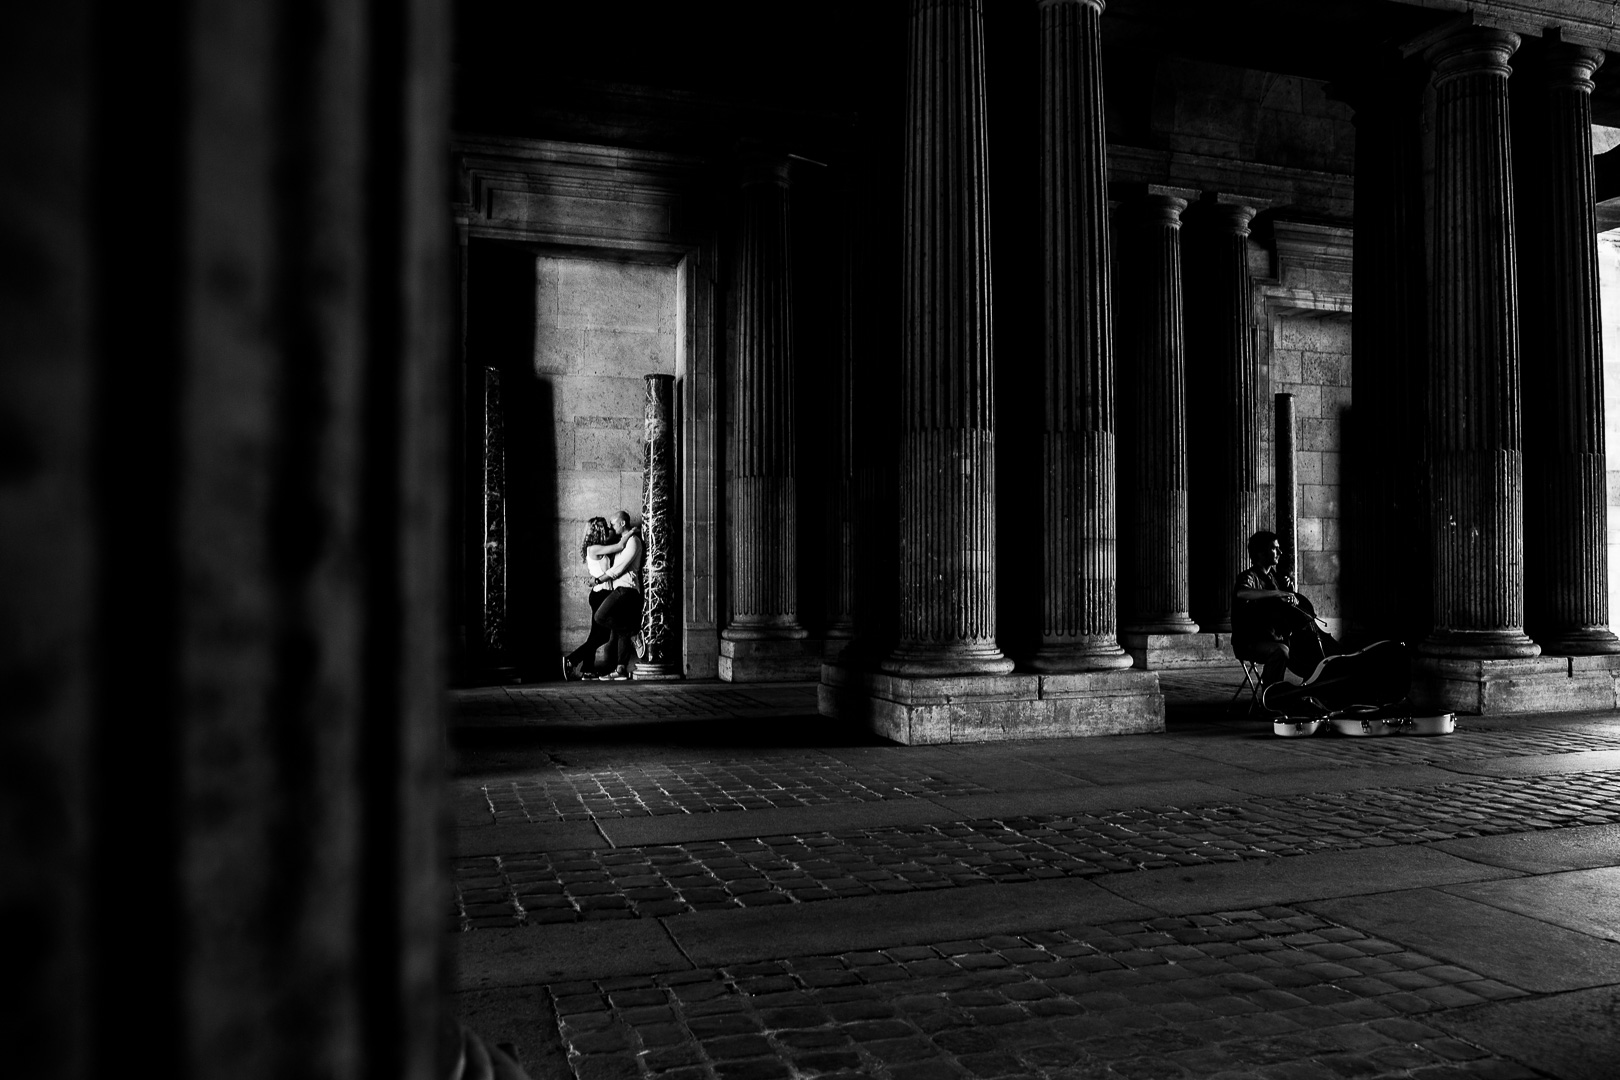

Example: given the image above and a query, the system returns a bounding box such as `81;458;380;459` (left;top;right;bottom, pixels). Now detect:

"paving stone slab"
454;920;690;989
664;879;1157;968
1441;867;1620;944
597;799;957;847
1439;748;1620;777
1095;847;1522;916
1426;985;1620;1080
456;822;608;856
1304;888;1620;993
1431;822;1620;874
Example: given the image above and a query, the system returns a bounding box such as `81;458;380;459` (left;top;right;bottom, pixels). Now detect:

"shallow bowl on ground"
1272;719;1325;737
1403;713;1456;736
1329;716;1404;737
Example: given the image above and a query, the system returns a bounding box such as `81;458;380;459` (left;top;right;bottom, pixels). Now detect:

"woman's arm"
586;535;627;558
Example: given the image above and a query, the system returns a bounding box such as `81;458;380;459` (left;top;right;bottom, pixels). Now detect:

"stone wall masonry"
1259;312;1351;626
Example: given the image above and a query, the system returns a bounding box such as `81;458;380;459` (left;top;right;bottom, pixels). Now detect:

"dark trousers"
567;590;612;671
593;587;642;670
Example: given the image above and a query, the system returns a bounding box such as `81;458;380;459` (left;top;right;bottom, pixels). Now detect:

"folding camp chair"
1228;655;1264;716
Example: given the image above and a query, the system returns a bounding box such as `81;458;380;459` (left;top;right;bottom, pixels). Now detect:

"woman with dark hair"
562;516;626;680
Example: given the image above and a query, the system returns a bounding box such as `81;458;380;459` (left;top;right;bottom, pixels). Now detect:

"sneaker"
632;633;645;658
561;655;575;681
606;668;631;681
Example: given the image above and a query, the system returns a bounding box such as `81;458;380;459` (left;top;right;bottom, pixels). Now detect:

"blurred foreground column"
1;3;454;1077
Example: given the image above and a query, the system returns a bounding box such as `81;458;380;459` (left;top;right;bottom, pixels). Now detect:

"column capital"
1419;24;1519;84
1116;187;1190;226
1538;40;1605;92
1037;0;1105;12
1184;194;1261;235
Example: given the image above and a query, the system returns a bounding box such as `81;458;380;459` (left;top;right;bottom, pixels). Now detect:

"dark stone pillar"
1184;198;1260;633
724;156;805;638
1420;26;1538;659
825;174;858;647
884;0;1013;677
1344;62;1430;645
1117;193;1199;635
1516;40;1620;655
479;365;509;669
636;373;682;679
1030;0;1132;672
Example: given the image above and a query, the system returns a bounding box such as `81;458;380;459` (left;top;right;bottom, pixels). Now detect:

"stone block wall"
534;256;678;663
1259;312;1351;632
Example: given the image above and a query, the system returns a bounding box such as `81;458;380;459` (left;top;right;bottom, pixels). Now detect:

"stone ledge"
819;663;1164;745
1120;631;1233;670
1412;654;1620;715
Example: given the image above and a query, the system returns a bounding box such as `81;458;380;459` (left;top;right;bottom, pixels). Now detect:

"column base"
880;643;1016;677
1533;627;1620;656
1027;639;1136;673
631;661;683;682
1417;629;1540;659
1120;631;1232;670
719;637;823;682
819;661;1164;745
1411;653;1620;715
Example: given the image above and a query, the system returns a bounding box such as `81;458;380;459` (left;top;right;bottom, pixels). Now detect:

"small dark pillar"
636;373;682;679
825;173;858;647
479;365;510;671
1516;39;1620;655
1117;192;1199;635
883;0;1013;677
1185;197;1260;633
1419;25;1538;659
1275;393;1298;582
1030;0;1132;672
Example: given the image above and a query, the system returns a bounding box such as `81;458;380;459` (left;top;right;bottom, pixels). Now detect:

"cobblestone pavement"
452;770;1620;930
455;683;823;726
550;906;1533;1080
482;760;993;822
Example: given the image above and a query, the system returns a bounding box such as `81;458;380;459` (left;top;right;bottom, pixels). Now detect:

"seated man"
1232;530;1325;685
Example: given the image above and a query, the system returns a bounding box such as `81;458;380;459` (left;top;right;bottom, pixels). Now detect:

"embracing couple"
563;510;644;681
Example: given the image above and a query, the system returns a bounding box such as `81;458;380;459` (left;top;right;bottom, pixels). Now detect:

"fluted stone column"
1345;63;1430;644
1117;193;1199;635
1420;26;1538;658
1030;0;1131;672
1185;197;1260;633
636;374;682;679
825;174;858;646
1516;41;1620;655
724;154;806;648
883;0;1013;677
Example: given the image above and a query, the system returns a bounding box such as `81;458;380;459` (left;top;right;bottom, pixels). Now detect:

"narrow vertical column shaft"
1185;199;1260;632
480;366;507;661
1275;393;1298;580
637;373;682;678
1346;65;1430;643
725;156;805;640
826;175;858;642
1421;26;1538;658
1518;43;1620;654
884;0;1013;676
1117;194;1199;634
1031;0;1131;672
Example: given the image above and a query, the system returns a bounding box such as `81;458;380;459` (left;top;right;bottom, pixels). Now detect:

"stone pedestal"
821;663;1163;745
635;373;682;680
1412;654;1620;715
1515;40;1620;656
1117;191;1199;638
721;638;825;682
1418;26;1538;660
1184;196;1260;634
1030;0;1132;673
723;152;811;680
880;0;1012;679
